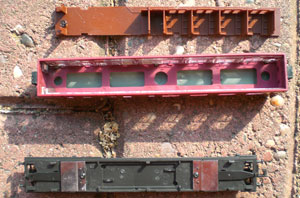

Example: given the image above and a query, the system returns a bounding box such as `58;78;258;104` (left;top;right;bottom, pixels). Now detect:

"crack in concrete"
291;0;300;196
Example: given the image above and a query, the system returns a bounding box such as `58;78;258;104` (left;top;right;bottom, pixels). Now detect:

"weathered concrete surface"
0;0;299;198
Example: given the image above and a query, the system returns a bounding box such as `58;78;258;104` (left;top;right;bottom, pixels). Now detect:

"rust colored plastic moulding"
35;53;287;97
55;5;280;36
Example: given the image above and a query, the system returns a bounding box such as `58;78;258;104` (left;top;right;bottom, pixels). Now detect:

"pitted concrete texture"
0;0;299;198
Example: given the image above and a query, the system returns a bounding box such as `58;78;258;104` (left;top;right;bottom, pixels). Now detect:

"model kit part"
34;53;287;97
23;155;266;193
55;5;280;37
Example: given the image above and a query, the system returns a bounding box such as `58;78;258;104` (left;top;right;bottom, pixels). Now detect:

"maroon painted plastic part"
37;53;287;97
55;5;280;37
193;160;218;191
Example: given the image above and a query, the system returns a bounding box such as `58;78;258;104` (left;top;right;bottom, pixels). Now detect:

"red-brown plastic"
193;160;218;191
55;5;280;36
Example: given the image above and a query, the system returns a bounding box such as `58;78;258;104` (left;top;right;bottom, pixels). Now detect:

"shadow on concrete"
2;93;266;150
42;11;63;58
1;96;107;152
113;95;267;144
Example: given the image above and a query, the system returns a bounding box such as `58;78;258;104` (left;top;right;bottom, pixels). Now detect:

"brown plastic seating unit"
55;5;280;37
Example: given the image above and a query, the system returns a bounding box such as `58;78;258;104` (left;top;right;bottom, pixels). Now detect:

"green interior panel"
67;72;102;88
221;69;257;85
177;70;212;86
110;72;144;87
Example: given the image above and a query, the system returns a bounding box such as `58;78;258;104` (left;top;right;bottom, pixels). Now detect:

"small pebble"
173;103;181;111
179;0;195;6
216;0;225;6
245;0;254;3
0;55;6;64
263;151;273;162
161;142;176;156
274;137;280;144
270;95;284;107
212;45;218;52
11;24;24;35
79;43;85;49
263;177;271;184
273;43;282;47
266;140;275;148
155;153;160;158
274;151;287;160
13;66;23;79
279;124;290;136
175;46;184;55
21;34;34;47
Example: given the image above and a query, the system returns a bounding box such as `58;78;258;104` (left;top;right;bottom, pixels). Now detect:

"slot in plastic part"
36;53;287;97
67;73;102;88
220;69;257;85
23;155;266;193
110;72;145;87
55;5;280;37
177;70;212;86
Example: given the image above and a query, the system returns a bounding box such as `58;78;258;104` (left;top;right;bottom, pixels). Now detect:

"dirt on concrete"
0;0;299;198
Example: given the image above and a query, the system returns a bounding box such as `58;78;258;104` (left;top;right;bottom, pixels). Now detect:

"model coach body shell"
36;53;287;97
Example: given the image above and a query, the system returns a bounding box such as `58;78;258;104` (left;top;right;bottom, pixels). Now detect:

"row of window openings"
53;69;270;88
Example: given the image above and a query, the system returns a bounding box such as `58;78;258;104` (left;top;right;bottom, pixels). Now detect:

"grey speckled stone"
20;34;34;47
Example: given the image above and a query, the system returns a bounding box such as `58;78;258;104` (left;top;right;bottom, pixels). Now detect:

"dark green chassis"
24;155;266;193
